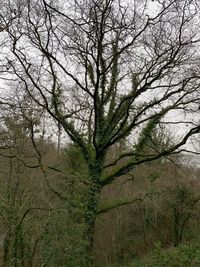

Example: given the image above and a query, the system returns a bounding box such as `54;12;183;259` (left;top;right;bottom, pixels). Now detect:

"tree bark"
84;163;102;266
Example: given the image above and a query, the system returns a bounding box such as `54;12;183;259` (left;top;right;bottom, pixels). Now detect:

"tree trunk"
84;164;102;266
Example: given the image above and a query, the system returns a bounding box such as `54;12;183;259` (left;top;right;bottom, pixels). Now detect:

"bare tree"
1;0;200;264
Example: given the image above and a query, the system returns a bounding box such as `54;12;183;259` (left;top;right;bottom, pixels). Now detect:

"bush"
124;243;200;267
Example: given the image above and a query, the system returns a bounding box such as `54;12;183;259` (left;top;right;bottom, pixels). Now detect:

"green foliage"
3;210;33;266
87;63;95;86
38;144;92;267
134;112;164;158
64;143;89;175
39;207;89;267
150;242;200;267
167;185;200;246
51;82;63;110
120;243;200;267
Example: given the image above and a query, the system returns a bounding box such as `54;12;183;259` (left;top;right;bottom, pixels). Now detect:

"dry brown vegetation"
95;156;200;266
0;123;199;267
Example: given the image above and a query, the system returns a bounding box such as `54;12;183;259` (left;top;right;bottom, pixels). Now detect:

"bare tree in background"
1;0;200;264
